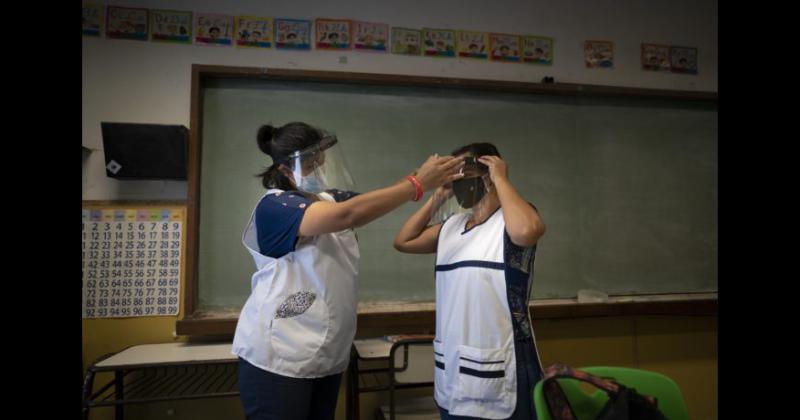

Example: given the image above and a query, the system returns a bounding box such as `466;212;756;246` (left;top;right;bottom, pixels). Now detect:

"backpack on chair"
542;364;668;420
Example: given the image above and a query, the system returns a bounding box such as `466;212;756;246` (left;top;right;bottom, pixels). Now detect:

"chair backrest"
387;334;434;384
386;337;436;420
534;366;690;420
390;339;435;384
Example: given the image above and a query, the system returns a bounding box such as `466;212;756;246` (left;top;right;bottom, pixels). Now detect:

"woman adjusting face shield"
233;121;464;420
394;143;547;420
283;134;355;194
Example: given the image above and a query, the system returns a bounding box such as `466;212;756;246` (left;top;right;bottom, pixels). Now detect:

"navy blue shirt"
254;189;359;258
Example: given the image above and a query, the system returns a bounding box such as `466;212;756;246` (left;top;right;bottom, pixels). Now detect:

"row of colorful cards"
82;4;697;73
81;4;554;64
584;41;697;74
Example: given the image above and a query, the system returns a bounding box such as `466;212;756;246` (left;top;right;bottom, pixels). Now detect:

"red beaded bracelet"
405;175;423;202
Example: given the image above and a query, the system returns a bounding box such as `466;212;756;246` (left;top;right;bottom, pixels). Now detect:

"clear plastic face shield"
431;156;493;225
283;134;356;194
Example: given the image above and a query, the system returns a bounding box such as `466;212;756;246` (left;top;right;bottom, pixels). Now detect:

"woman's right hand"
414;155;464;192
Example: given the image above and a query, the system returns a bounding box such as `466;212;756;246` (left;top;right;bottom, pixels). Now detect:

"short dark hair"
451;142;501;159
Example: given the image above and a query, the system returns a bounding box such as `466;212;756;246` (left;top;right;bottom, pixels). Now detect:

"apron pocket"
453;344;511;402
270;293;330;363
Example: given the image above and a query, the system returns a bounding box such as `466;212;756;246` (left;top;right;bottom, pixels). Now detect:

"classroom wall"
82;1;717;419
82;0;717;200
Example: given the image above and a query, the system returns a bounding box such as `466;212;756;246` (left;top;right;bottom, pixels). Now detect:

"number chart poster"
82;204;184;319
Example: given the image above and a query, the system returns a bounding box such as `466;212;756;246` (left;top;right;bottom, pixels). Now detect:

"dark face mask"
452;176;486;208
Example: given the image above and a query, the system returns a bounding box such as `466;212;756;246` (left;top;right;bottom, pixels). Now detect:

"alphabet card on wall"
106;6;148;41
522;36;553;65
585;40;614;69
456;30;488;59
391;27;422;56
235;16;273;48
670;46;698;75
82;3;103;37
195;13;233;46
422;28;456;57
489;33;521;62
316;18;352;50
150;9;192;44
641;43;671;71
275;18;311;50
353;21;388;52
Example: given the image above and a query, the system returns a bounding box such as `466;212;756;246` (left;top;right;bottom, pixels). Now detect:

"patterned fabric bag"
542;364;667;420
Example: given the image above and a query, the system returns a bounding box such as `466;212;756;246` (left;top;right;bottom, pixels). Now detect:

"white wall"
82;0;717;200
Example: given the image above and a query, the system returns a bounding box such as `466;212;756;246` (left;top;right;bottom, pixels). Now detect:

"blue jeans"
438;340;541;420
238;358;342;420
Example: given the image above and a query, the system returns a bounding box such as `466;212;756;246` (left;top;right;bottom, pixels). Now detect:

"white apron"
433;209;542;419
232;190;360;378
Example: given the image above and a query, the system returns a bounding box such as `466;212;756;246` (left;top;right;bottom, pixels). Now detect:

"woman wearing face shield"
233;122;463;420
394;143;546;420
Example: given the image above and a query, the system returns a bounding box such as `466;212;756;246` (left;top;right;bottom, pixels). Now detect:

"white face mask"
299;173;324;193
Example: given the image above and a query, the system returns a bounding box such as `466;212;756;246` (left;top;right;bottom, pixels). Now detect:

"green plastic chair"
533;366;690;420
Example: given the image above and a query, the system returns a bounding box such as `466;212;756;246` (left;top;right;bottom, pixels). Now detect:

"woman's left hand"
478;155;509;184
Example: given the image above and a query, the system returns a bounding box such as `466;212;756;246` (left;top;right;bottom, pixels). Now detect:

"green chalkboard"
197;78;717;312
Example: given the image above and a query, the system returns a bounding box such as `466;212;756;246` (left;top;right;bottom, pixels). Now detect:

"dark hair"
209;27;220;34
256;122;323;190
451;142;501;159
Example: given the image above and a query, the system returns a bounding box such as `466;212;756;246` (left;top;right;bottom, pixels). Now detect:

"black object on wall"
101;122;188;180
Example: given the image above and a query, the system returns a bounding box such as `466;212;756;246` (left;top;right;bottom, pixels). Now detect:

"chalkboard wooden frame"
177;64;717;337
